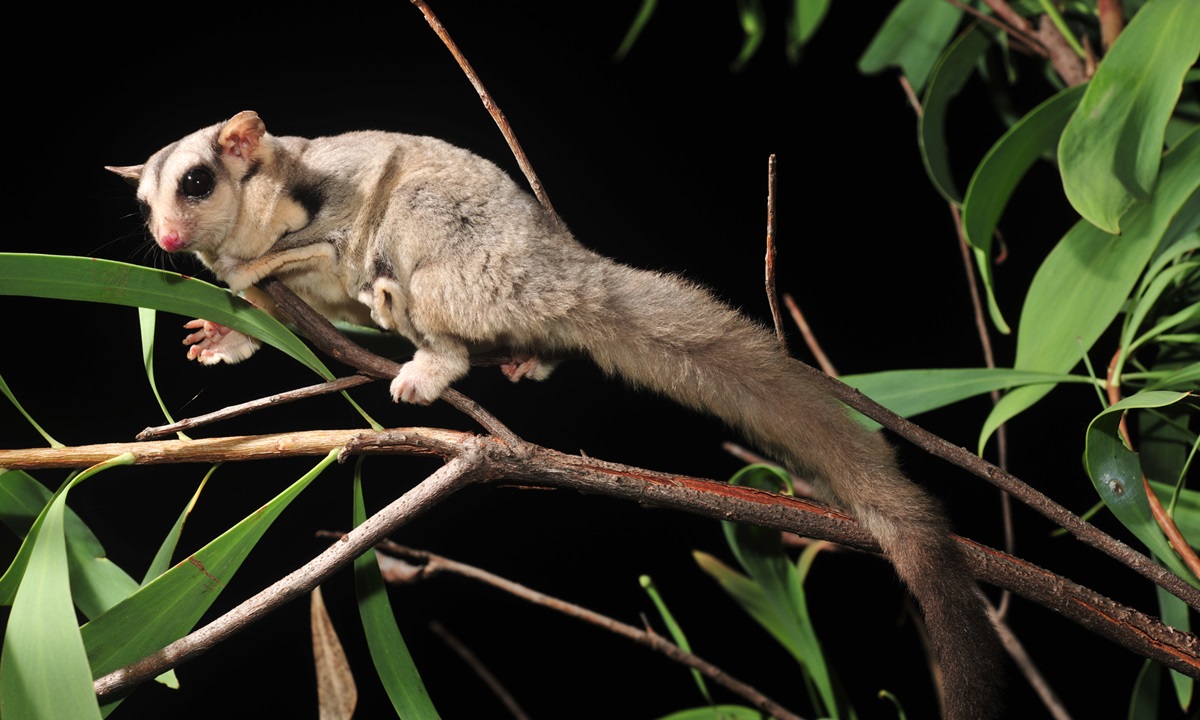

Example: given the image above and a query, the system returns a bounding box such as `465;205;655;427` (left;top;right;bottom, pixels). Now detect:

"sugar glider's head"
107;111;270;257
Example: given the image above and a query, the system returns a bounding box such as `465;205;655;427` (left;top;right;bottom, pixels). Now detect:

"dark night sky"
2;3;1180;719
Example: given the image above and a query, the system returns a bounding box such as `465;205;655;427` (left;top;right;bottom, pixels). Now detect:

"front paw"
183;319;261;365
390;347;470;405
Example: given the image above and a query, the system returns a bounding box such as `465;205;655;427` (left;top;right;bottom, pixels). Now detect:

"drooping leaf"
858;0;963;93
1058;0;1200;233
980;128;1200;450
353;464;439;719
1083;391;1196;585
918;23;993;204
0;253;331;378
787;0;831;62
81;450;341;692
641;574;710;704
841;367;1086;429
961;83;1088;333
0;455;133;720
312;585;358;720
1;371;62;449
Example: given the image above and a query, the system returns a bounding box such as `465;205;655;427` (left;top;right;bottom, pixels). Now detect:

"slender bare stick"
991;607;1073;720
137;375;377;440
410;0;558;224
428;621;531;720
381;544;806;720
782;294;838;377
764;154;786;350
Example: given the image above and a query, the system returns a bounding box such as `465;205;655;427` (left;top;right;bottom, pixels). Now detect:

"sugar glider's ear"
105;164;143;186
219;111;269;163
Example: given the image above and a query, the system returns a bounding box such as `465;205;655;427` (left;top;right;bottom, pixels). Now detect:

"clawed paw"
183;319;260;365
501;352;557;382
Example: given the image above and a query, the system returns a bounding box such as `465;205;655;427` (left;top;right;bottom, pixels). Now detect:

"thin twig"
949;202;1015;618
782;294;838;377
137;375;377;440
428;621;531;720
383;544;807;720
410;0;558;225
991;605;1073;720
945;0;1048;58
765;154;786;351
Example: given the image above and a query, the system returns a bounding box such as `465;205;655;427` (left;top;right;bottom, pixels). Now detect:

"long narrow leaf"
857;0;962;93
1083;391;1196;585
1058;0;1200;233
961;83;1087;333
353;464;439;719
81;450;341;686
980;127;1200;450
918;23;992;204
0;253;332;379
0;454;134;720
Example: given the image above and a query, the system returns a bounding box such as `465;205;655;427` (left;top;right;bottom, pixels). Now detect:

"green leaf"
961;83;1088;333
81;450;341;690
787;0;831;61
353;463;439;719
0;470;141;618
1;371;62;448
980;127;1200;451
732;0;766;71
0;454;134;720
918;23;993;204
718;465;844;718
138;308;188;439
1083;391;1197;585
1150;481;1200;550
1058;0;1200;233
0;253;333;379
841;367;1087;429
142;467;215;585
858;0;963;93
613;0;658;61
641;574;710;704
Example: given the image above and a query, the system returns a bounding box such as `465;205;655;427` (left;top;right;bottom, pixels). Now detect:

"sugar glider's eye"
136;199;150;222
180;167;215;199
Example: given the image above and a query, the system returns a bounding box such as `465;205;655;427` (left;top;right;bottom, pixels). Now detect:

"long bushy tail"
571;262;1004;719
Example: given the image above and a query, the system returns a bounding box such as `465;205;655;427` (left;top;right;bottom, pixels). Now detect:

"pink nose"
158;231;184;253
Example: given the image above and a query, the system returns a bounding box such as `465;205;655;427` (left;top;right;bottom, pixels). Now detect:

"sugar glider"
108;111;1002;718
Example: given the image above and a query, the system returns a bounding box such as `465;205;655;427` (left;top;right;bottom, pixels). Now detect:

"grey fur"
108;111;1003;718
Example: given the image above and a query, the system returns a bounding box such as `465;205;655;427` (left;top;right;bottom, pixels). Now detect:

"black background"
1;3;1183;719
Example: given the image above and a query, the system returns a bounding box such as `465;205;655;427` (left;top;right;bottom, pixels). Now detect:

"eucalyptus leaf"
0;253;332;379
1058;0;1200;233
0;455;134;720
1083;391;1196;585
918;24;993;204
353;465;439;719
961;83;1087;333
656;706;765;720
857;0;962;93
980;128;1200;451
82;450;341;690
